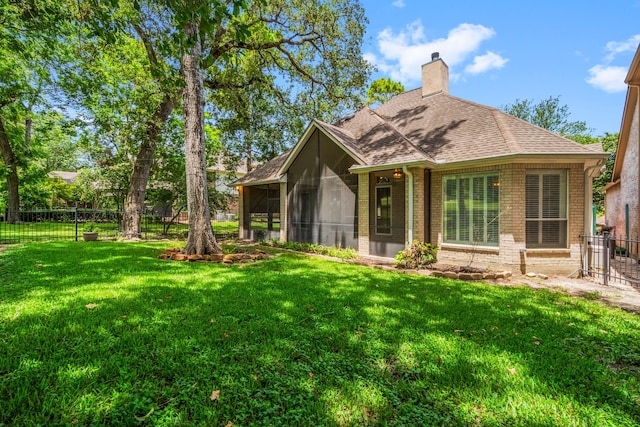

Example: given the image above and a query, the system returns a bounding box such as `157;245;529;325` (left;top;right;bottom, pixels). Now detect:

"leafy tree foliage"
366;77;405;106
0;0;80;218
580;133;618;215
501;95;590;137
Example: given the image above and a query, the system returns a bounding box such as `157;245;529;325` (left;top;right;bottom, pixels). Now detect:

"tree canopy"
366;77;405;106
501;95;590;138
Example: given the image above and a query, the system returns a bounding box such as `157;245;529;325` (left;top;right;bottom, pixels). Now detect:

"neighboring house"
47;171;79;184
235;53;608;274
207;157;248;220
604;44;640;248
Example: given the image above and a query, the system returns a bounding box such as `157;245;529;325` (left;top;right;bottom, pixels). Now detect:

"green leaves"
501;95;590;137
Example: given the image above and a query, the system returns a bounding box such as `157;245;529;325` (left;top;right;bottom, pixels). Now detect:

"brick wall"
616;107;639;240
428;163;586;274
407;167;425;242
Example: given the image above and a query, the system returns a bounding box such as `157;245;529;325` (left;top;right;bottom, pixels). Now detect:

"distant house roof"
207;156;249;176
233;150;290;186
47;171;79;184
238;71;606;186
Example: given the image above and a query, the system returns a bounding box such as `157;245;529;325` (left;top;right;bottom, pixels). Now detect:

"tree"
0;0;72;221
62;10;180;239
74;0;370;254
175;0;371;255
366;77;405;106
501;95;590;138
592;133;618;215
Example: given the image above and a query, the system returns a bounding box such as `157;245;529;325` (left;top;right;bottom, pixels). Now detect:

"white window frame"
375;184;392;235
443;172;500;247
525;170;568;249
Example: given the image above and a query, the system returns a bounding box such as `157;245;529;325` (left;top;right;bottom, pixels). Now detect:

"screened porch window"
525;170;567;248
443;173;500;246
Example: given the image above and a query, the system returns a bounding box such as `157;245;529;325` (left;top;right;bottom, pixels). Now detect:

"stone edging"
361;263;513;282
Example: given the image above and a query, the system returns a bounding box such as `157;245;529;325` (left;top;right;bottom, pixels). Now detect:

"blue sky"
360;0;640;137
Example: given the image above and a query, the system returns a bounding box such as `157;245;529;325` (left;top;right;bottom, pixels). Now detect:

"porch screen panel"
287;130;358;249
443;172;499;246
247;183;280;240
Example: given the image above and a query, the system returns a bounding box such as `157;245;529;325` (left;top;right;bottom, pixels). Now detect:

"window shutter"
525;175;539;219
525;171;567;248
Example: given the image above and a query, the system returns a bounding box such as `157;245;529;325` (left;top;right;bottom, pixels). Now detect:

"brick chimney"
421;52;449;97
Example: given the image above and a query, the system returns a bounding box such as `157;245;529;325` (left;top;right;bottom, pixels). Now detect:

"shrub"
83;222;100;232
395;240;438;269
259;239;358;259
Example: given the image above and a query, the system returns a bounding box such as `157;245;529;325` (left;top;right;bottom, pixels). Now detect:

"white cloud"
392;0;406;7
586;65;628;93
605;35;640;61
465;51;509;75
366;20;503;85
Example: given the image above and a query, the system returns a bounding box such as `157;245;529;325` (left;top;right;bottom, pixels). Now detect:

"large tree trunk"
181;21;221;255
121;95;175;239
0;116;19;224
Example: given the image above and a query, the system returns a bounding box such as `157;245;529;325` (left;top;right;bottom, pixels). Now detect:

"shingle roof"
47;171;79;184
233;149;290;185
237;87;607;185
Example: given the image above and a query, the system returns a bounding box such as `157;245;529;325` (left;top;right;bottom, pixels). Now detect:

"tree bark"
181;21;221;255
121;94;175;239
0;116;19;223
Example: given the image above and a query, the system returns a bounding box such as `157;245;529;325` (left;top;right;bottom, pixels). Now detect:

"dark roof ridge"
491;109;523;153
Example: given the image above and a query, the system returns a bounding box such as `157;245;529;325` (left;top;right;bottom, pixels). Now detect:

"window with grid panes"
443;173;500;246
525;170;567;248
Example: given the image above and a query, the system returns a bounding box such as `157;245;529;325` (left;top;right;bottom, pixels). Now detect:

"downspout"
583;160;606;275
403;166;414;245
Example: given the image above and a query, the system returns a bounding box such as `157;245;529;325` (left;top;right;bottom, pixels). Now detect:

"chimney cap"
431;52;440;61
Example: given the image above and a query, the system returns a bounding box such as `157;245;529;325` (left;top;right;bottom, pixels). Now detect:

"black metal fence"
581;232;640;288
0;209;239;244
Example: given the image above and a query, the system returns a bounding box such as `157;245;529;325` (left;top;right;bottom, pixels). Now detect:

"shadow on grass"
1;242;639;426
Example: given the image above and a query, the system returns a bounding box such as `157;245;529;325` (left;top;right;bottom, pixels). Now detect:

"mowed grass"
1;242;639;426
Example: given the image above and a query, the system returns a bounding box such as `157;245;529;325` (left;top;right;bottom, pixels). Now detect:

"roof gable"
277;120;366;176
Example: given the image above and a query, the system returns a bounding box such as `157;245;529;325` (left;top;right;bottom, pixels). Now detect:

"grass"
1;242;640;426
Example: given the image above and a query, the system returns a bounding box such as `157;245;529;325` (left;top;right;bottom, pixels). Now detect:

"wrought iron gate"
581;232;640;288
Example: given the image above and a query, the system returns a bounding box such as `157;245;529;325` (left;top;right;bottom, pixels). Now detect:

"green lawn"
1;242;639;426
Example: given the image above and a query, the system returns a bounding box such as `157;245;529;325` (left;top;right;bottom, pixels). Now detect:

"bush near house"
395;240;439;269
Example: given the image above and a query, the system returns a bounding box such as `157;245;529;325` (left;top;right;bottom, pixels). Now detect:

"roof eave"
233;177;283;187
430;152;609;171
348;159;436;173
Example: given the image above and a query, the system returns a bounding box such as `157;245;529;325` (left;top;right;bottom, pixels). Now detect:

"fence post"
603;231;609;286
74;203;78;242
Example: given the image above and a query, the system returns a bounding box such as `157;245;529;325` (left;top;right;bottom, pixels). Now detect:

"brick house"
604;45;640;251
235;53;608;274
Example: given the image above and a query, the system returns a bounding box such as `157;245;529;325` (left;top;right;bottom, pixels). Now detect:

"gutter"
403;165;414;245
